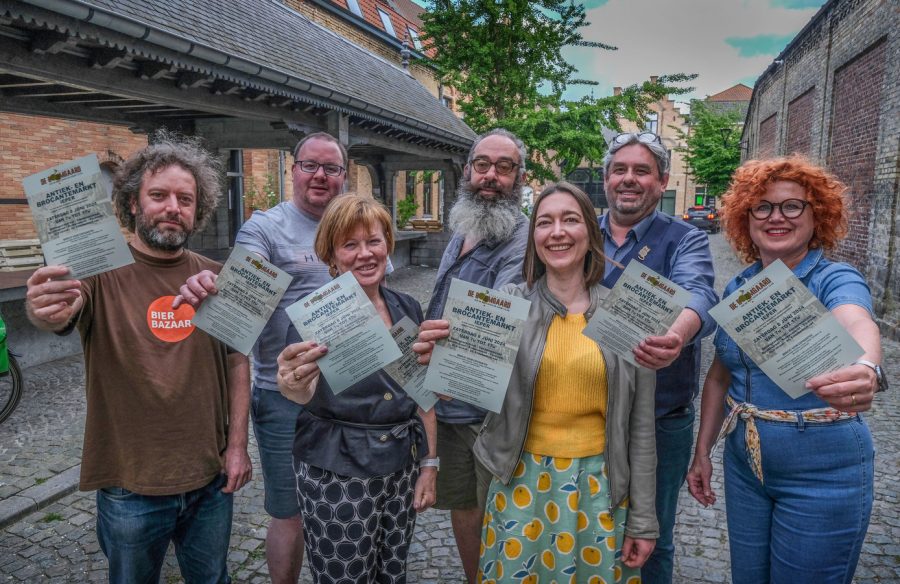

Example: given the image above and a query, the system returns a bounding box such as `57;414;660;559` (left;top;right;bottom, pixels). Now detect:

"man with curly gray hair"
25;134;252;584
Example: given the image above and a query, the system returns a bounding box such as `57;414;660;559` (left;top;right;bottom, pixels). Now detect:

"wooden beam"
210;79;241;95
90;48;130;69
29;31;77;55
138;60;176;80
176;71;208;90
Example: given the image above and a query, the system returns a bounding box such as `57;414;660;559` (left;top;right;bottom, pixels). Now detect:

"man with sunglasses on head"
599;131;718;584
417;128;530;584
177;132;348;584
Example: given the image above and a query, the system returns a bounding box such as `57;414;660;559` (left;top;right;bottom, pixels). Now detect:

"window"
408;27;423;50
422;179;433;217
345;0;362;17
658;189;676;215
441;96;453;109
695;186;706;207
644;112;658;134
377;9;396;36
405;172;417;199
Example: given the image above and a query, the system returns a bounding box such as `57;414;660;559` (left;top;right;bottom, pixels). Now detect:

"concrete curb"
0;464;80;530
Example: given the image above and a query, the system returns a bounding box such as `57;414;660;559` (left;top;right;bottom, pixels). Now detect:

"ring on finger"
850;393;856;407
293;369;302;382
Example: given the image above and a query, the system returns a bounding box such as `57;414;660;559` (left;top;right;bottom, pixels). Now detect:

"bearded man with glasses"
178;132;350;584
415;127;530;584
598;131;718;584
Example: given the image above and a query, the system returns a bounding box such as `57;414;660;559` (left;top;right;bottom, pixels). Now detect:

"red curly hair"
721;156;848;264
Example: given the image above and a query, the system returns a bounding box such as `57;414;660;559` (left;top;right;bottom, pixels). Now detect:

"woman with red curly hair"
687;157;884;584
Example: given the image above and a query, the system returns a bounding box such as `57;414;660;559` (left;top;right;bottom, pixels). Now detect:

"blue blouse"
714;248;873;411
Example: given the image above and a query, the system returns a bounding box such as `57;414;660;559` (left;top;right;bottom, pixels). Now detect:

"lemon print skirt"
478;452;640;584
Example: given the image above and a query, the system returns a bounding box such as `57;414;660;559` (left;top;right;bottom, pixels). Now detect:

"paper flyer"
422;278;531;413
192;244;291;355
709;259;863;398
384;316;437;411
22;154;133;278
285;271;402;394
583;260;690;367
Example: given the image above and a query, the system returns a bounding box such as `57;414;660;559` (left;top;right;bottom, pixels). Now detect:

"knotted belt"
710;395;855;484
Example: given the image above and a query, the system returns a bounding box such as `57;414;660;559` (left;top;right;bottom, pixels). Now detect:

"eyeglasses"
749;199;810;220
296;160;345;176
610;132;662;147
470;158;519;176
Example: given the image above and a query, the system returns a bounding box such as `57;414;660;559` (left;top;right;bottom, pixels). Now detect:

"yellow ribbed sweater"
523;313;607;458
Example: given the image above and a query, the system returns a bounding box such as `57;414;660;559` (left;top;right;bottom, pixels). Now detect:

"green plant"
245;174;279;211
40;512;63;523
396;195;419;229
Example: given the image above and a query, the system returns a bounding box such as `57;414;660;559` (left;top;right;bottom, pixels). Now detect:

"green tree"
675;100;743;198
420;0;695;180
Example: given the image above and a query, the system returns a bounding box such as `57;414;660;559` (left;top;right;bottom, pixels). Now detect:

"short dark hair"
523;181;606;287
113;130;222;233
292;132;348;167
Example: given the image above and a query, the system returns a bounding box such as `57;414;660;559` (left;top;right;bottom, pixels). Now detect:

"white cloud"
565;0;823;104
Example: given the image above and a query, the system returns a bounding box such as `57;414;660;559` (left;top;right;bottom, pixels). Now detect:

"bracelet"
420;457;440;470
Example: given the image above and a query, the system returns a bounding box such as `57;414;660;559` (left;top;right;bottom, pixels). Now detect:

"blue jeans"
641;406;694;584
251;386;304;519
724;415;873;584
96;474;233;584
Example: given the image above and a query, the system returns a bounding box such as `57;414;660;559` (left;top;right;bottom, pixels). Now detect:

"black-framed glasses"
749;199;810;220
610;131;662;147
470;158;519;176
296;160;345;176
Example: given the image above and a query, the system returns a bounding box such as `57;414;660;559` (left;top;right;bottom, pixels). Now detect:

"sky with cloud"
563;0;827;107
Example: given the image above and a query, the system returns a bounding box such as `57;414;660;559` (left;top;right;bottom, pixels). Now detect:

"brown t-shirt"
75;246;230;495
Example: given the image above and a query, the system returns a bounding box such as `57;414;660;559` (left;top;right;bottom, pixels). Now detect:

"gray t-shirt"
236;202;331;391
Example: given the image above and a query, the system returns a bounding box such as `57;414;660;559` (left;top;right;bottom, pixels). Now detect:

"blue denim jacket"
715;248;873;411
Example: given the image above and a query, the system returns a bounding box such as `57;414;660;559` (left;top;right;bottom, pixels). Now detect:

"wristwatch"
421;457;440;471
853;359;888;392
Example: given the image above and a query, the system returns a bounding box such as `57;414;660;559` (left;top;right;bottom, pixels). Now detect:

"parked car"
682;205;721;233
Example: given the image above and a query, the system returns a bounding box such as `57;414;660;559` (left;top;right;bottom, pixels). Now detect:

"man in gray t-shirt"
418;128;530;584
179;132;346;584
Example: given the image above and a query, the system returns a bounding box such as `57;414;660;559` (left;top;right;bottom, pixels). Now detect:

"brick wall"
758;114;778;159
0;113;147;240
829;40;887;271
785;88;815;156
741;0;899;337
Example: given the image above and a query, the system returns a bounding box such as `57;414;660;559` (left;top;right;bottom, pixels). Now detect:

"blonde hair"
314;194;395;276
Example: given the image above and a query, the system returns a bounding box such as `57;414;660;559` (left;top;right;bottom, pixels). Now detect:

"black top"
287;286;428;478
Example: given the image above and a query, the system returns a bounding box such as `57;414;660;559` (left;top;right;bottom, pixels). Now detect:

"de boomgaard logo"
146;296;196;342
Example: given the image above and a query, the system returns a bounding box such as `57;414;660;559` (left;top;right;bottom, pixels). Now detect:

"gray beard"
448;181;522;244
136;210;190;252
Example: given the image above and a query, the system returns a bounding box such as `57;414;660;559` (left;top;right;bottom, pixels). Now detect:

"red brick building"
741;0;899;337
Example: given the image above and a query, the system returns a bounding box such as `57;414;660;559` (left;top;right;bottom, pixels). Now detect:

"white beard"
448;180;522;244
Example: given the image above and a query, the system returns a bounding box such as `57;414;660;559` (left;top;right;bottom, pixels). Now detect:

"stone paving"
1;233;898;583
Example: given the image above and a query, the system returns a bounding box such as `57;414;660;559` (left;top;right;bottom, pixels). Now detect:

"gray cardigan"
472;277;659;539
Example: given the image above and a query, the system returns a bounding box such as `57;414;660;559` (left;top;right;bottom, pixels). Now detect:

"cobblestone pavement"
1;233;898;583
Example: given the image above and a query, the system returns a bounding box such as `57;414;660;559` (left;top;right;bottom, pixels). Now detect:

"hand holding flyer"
22;154;133;279
709;260;863;398
285;271;402;394
192;244;291;355
422;278;530;413
583;261;690;367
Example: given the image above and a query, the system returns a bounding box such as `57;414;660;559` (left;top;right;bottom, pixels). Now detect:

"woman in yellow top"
417;182;657;583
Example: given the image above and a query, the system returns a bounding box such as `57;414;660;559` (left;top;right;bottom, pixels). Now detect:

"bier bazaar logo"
146;296;196;342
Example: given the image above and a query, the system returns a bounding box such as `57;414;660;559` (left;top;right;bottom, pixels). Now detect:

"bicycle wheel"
0;355;23;424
